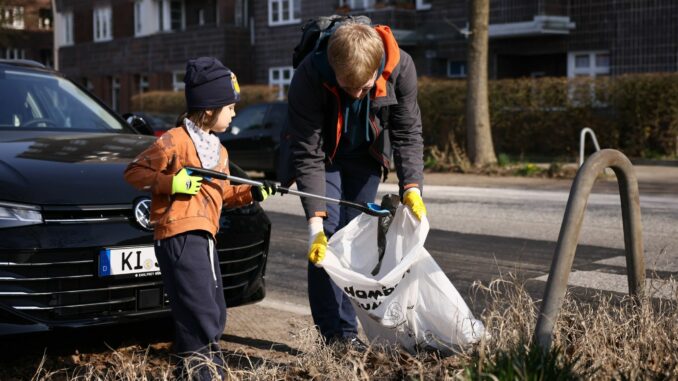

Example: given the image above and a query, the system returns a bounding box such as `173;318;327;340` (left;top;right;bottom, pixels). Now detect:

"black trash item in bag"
372;194;400;276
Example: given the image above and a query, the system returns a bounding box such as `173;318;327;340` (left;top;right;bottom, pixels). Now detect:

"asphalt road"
261;182;678;311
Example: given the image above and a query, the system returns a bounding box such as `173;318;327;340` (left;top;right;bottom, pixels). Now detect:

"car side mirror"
123;113;154;136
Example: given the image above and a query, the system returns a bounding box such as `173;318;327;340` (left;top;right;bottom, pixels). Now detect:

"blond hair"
327;23;384;88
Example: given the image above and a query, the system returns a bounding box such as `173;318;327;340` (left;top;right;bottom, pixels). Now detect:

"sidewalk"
386;165;678;197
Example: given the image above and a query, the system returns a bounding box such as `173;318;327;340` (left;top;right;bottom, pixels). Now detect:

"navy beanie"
184;57;240;111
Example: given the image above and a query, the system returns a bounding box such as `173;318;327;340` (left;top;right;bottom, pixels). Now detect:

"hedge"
131;74;678;159
418;73;678;159
130;85;278;115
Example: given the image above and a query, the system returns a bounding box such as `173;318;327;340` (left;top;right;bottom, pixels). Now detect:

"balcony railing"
490;0;569;24
339;1;417;31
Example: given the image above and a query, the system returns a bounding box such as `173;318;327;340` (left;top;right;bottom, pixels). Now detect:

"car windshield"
0;68;127;132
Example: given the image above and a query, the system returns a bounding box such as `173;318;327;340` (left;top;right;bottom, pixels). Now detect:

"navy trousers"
155;230;226;380
308;157;382;342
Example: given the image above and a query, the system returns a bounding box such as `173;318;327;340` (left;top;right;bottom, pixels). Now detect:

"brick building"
0;0;53;66
52;0;678;111
414;0;678;79
54;0;251;112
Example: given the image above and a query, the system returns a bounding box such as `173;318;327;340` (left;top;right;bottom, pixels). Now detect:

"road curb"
630;158;678;167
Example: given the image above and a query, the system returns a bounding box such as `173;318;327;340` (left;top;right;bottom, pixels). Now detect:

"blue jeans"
308;157;381;342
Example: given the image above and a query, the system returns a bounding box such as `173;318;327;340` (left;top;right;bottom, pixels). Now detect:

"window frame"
172;70;185;92
93;5;113;42
416;0;432;10
139;75;149;94
38;8;52;30
2;47;25;60
134;0;143;36
267;0;300;27
268;66;294;100
61;11;74;46
447;60;467;78
0;6;25;30
567;51;610;78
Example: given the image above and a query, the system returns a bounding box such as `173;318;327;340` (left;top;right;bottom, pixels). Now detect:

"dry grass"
24;274;677;380
467;275;678;380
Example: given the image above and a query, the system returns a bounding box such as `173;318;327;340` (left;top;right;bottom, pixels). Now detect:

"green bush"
130;85;278;115
611;73;678;157
417;73;678;159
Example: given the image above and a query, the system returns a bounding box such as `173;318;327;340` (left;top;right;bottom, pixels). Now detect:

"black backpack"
292;15;371;69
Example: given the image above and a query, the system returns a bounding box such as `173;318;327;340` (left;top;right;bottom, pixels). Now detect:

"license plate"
99;245;161;278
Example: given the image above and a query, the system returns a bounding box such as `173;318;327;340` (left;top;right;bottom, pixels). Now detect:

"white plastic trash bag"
321;205;485;353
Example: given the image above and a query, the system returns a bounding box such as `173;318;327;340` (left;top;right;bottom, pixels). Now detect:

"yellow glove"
308;232;327;265
307;217;326;265
403;188;426;220
172;168;203;195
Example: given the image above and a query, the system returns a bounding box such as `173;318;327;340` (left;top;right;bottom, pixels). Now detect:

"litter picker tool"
185;167;391;217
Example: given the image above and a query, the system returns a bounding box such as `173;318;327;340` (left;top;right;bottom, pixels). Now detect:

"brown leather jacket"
124;126;253;240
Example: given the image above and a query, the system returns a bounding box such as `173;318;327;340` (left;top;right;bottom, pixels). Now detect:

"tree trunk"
466;0;497;166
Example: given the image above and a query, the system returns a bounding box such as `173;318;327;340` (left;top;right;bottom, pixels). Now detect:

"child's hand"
172;168;203;195
251;181;277;202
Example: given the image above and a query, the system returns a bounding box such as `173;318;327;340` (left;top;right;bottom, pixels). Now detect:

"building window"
447;61;466;78
134;1;143;35
416;0;431;10
112;77;120;112
170;0;183;30
0;6;24;29
84;78;94;92
39;8;52;29
269;66;293;100
198;9;205;25
2;48;25;60
338;0;375;10
268;0;300;26
61;11;74;46
40;49;53;67
235;0;248;27
338;0;427;10
567;51;610;78
173;71;185;92
93;5;113;42
158;0;185;31
139;75;149;93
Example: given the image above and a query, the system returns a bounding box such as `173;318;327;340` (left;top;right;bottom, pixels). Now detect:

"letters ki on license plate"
99;246;161;278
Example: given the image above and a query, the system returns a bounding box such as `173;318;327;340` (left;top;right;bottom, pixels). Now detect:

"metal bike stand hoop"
534;149;645;349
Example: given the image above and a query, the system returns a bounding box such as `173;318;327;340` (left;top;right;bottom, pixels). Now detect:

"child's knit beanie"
184;57;240;111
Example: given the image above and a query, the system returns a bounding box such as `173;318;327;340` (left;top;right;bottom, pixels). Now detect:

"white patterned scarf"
184;118;221;169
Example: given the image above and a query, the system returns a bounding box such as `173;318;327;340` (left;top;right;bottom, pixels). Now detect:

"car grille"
0;239;268;325
219;239;268;302
41;204;132;224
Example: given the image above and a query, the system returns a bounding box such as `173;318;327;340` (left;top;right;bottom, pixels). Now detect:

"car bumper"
0;203;270;336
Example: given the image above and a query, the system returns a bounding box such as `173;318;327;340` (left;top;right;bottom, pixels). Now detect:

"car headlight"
0;201;43;228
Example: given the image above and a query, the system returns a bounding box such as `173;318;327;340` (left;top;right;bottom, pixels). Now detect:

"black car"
219;102;287;179
0;60;270;336
129;111;176;137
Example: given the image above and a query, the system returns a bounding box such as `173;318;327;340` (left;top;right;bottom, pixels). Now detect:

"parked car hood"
0;131;155;205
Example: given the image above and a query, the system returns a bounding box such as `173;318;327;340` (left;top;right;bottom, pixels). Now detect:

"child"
124;57;274;380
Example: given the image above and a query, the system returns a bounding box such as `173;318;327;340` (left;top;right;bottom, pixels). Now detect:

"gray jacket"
284;26;424;220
